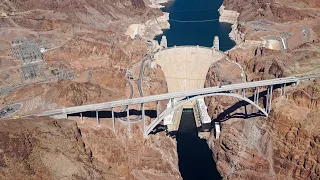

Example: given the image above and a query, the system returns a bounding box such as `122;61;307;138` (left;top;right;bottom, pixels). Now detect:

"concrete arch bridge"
35;74;319;138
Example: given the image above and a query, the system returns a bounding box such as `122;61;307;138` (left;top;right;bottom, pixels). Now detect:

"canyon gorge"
0;0;320;179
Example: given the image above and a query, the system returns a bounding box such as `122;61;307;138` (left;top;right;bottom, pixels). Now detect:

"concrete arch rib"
144;93;268;137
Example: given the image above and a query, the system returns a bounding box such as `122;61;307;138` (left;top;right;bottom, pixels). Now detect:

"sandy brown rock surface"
204;1;320;179
210;81;320;180
0;117;180;180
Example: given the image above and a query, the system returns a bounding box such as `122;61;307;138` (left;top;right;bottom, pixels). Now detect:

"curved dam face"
155;46;226;92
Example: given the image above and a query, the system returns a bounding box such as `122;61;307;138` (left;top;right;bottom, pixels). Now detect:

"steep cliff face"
210;81;320;179
0;117;180;180
222;0;319;23
226;41;320;82
75;117;180;180
206;1;320;177
0;118;116;179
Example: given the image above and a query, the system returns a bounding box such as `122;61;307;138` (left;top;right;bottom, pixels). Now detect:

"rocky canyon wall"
210;81;320;179
206;0;320;179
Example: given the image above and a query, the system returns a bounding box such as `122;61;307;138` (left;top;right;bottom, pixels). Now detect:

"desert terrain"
0;0;319;179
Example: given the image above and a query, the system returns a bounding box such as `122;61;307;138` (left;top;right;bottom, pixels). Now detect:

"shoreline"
125;0;171;46
218;4;244;46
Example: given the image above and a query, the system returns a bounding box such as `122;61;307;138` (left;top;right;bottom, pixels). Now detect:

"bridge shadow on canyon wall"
68;109;157;119
212;88;271;124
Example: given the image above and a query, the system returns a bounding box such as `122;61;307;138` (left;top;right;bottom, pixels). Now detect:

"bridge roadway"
37;74;318;117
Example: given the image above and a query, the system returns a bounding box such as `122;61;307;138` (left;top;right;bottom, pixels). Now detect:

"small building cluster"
11;37;45;81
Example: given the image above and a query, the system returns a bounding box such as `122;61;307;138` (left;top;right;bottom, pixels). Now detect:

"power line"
169;18;219;23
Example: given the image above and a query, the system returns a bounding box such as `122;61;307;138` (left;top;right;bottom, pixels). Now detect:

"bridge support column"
266;86;270;113
171;98;174;108
142;103;145;135
242;89;246;98
96;110;100;128
127;105;131;138
80;112;83;123
256;87;260;104
215;121;221;139
281;84;286;96
268;85;273;113
156;101;160;119
254;88;257;103
111;107;115;133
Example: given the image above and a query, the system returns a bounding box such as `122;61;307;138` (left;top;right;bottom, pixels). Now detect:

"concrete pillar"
80;112;83;123
269;85;273;113
127;105;131;138
256;87;259;104
171;98;174;108
215;121;221;139
282;84;286;96
142;103;145;135
156;101;160;119
111;107;115;133
266;86;270;113
96;110;100;128
254;87;257;104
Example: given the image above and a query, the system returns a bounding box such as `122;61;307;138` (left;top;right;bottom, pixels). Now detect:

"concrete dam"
155;39;226;93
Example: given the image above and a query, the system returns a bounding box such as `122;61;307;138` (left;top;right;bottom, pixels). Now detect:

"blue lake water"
155;0;235;51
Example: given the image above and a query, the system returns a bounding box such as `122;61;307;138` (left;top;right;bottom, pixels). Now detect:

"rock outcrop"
0;117;181;180
210;81;320;179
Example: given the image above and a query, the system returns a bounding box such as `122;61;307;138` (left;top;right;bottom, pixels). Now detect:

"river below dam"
154;0;236;179
177;109;221;179
155;0;235;51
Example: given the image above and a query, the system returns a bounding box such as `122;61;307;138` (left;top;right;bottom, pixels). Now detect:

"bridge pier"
215;121;221;139
111;107;115;133
171;98;174;108
242;88;246;98
281;84;286;96
268;85;273;113
253;87;259;104
80;112;83;123
127;105;131;138
142;103;145;135
256;87;260;104
96;110;100;128
266;86;270;113
156;101;160;119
